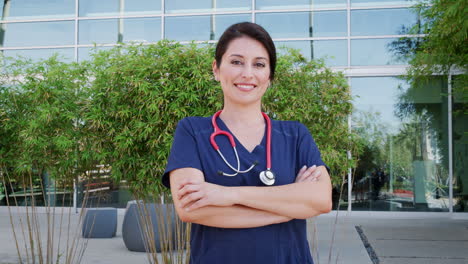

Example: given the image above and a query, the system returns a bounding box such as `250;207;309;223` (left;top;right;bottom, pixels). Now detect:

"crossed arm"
169;165;332;228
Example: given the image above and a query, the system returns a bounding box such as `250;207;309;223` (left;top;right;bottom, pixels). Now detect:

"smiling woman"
163;22;332;264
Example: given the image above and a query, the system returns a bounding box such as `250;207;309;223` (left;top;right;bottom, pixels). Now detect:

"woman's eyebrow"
229;54;268;60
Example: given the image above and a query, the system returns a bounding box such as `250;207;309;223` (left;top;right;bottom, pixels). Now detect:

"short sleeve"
162;118;203;188
297;123;329;172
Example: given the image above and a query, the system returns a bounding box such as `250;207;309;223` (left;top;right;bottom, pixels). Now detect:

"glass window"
165;16;210;41
214;14;252;40
256;0;346;10
165;0;250;14
1;21;75;47
351;8;420;36
77;166;132;208
351;77;449;212
351;0;418;7
79;18;160;45
452;75;468;212
122;0;162;15
3;48;74;62
351;38;411;66
78;46;114;62
276;40;347;66
0;0;75;21
79;0;119;17
79;19;119;44
256;11;346;38
79;0;161;17
123;18;161;43
165;14;249;41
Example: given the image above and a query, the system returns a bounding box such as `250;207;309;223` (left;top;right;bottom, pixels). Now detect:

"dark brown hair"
215;22;277;80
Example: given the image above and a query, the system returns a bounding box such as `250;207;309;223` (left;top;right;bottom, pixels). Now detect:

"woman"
163;22;332;264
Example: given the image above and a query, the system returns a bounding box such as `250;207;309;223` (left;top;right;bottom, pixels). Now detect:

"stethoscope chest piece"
259;169;275;186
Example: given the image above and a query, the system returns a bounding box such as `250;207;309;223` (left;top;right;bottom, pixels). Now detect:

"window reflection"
256;11;346;39
351;38;411;66
256;0;346;10
351;77;449;212
79;0;119;17
351;0;418;7
165;14;250;41
351;8;421;36
78;46;114;62
77;165;132;208
122;18;161;43
165;0;250;14
79;19;119;44
213;14;251;40
1;21;74;47
0;0;75;21
165;16;210;41
3;48;74;62
276;40;347;66
79;18;161;45
452;75;468;212
79;0;162;17
122;0;162;15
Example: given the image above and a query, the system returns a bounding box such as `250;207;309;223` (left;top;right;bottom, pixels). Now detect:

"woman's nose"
241;65;254;79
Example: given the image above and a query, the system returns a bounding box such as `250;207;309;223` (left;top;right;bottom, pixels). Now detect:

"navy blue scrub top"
163;115;327;264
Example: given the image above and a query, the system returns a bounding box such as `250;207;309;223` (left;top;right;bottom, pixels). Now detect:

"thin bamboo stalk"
1;168;23;263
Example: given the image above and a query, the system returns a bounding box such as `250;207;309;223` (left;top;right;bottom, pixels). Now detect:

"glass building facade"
0;0;466;214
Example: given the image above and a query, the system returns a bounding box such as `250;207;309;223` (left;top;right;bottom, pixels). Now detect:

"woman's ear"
212;60;219;81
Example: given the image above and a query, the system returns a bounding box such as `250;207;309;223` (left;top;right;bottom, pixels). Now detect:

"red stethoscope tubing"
210;110;272;170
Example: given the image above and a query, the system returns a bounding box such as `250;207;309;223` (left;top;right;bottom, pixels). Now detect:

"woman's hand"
177;180;237;212
295;165;322;183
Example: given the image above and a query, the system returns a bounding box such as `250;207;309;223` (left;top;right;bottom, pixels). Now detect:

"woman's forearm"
180;204;291;228
173;166;331;223
170;167;291;228
232;166;332;219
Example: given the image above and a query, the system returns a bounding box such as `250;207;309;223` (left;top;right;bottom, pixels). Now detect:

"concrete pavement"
1;208;467;264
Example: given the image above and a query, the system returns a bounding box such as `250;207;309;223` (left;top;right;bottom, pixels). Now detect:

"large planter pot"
122;200;186;252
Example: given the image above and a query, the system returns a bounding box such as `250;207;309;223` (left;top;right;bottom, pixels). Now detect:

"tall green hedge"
0;56;92;203
1;41;359;199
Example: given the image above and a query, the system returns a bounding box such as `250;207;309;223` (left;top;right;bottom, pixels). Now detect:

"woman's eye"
231;60;243;65
255;62;266;68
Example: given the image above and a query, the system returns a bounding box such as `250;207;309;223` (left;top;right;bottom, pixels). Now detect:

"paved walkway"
0;208;467;264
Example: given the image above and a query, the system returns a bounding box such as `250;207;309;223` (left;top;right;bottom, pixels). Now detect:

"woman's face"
213;36;271;107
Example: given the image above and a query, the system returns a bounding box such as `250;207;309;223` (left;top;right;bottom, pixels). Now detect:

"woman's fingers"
296;165;317;182
298;165;307;175
295;165;308;182
310;169;322;181
296;165;322;182
178;182;200;199
179;189;204;208
186;198;207;211
177;182;234;211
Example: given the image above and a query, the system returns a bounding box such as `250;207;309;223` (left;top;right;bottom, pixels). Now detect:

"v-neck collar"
215;116;267;155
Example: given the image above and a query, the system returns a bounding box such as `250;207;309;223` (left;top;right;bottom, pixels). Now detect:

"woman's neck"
219;103;264;127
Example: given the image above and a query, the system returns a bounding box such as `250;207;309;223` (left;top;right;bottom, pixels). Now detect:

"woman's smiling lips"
235;83;256;92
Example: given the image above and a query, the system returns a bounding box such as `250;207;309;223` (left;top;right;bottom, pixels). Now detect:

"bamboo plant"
0;55;95;264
